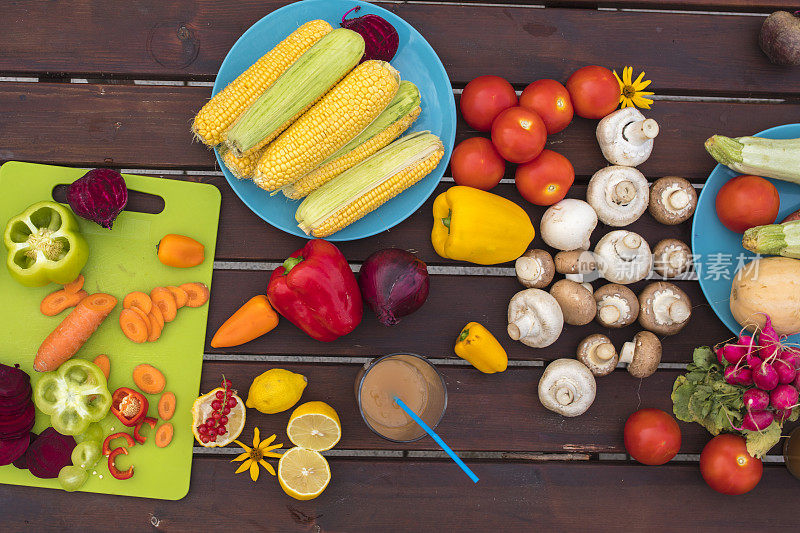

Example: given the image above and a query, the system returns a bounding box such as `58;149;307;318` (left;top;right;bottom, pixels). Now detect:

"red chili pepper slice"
133;416;158;444
110;387;149;427
108;447;134;480
102;431;135;456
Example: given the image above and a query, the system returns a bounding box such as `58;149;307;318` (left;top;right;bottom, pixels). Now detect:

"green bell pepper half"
3;201;89;287
33;359;112;436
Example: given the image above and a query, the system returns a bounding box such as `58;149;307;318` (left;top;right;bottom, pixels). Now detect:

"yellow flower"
613;66;655;109
231;427;283;482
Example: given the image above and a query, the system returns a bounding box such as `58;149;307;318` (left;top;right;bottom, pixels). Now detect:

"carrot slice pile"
41;288;88;316
120;282;209;343
167;286;188;309
180;283;210;308
120;309;148;344
123;291;152;314
150;287;177;322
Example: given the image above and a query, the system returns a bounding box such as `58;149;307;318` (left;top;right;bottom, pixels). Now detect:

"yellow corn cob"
296;132;444;237
192;19;332;147
220;147;264;180
282;81;422;199
253;60;401;192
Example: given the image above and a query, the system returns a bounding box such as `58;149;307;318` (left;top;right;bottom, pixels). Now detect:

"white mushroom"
554;250;599;283
507;289;564;348
538;359;597;417
515;249;555;289
593;283;640;328
619;331;662;378
540;199;598;251
649;177;698;225
577;334;619;376
593;230;653;284
596;107;659;167
549;279;596;326
638;281;692;335
653;239;692;279
586;166;649;227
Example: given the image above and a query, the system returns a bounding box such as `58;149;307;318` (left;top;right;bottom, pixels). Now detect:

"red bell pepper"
108;447;134;480
102;432;135;456
133;416;157;444
110;387;148;427
267;240;363;342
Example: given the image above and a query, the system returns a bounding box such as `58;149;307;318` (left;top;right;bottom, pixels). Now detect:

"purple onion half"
358;248;429;326
67;168;128;229
341;6;399;63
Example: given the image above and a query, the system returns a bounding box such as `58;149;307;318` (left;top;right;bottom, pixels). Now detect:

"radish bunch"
716;315;800;431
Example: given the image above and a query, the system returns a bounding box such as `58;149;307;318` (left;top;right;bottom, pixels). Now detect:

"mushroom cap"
593;230;653;284
507;288;564;348
638;281;692;335
538;359;597;417
586;166;649;227
577;334;619;376
550;279;596;326
649;177;697;225
596;108;656;167
593;283;640;327
515;249;555;289
554;250;597;275
626;331;662;378
652;238;692;279
540;199;598;251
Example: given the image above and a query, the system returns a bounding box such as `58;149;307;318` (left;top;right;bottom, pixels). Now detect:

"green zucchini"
705;135;800;183
742;220;800;258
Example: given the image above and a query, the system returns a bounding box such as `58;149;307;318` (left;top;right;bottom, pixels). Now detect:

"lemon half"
278;447;331;500
286;401;341;451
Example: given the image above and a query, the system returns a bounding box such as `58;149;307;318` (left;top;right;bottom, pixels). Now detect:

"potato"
759;11;800;66
730;257;800;335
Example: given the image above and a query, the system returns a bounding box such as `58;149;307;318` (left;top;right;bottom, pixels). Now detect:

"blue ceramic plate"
212;0;456;241
692;123;800;341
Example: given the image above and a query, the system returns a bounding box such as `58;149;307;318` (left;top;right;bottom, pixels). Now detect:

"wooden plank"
1;3;798;95
1;457;795;530
447;0;794;11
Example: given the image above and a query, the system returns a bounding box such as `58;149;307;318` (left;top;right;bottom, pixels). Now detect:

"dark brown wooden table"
2;0;799;530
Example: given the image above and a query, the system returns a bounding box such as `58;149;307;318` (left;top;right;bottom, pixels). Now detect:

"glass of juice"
355;353;447;442
784;426;800;480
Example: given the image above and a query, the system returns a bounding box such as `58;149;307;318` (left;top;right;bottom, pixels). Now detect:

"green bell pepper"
33;359;111;436
3;201;89;287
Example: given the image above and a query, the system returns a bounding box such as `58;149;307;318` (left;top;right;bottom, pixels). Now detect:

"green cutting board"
0;162;220;500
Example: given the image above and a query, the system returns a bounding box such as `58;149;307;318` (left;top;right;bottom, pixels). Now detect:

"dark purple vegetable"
724;365;752;386
341;6;399;63
25;428;76;479
0;402;35;440
67;168;128;229
0;363;30;397
12;432;38;470
0;432;31;466
743;388;770;411
358;248;429;326
742;409;775;431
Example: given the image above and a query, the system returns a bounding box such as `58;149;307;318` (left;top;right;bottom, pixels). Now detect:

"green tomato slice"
58;465;89;492
71;440;102;469
75;422;104;444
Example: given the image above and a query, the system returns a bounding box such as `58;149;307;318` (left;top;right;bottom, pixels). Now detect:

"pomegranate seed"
211;400;222;411
212;411;222;419
222;407;231;415
215;391;225;400
226;398;237;408
217;427;227;436
219;416;228;425
200;435;210;443
205;419;215;427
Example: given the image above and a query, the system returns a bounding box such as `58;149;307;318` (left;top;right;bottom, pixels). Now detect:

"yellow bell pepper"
454;322;508;374
431;186;534;265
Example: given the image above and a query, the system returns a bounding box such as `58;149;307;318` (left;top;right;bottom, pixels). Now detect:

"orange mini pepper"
157;234;205;268
210;295;279;348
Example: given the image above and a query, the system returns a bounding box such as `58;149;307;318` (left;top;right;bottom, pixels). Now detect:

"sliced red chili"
108;447;134;480
102;431;135;456
110;387;149;427
133;416;158;444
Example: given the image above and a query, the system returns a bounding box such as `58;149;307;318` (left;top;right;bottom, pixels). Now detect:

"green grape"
71;440;102;469
58;465;89;492
75;422;104;444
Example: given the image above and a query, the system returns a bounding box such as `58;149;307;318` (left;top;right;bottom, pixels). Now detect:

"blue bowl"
212;0;456;241
692;123;800;341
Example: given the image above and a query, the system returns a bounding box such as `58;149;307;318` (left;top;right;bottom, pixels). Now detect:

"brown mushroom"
638;281;692;335
550;280;596;326
619;331;662;378
593;283;639;328
577;334;619;376
649;177;697;225
515;249;555;289
554;250;598;283
653;239;692;279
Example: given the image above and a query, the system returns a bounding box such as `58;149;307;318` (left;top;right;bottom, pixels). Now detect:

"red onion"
358;249;428;326
341;6;399;63
67;168;128;229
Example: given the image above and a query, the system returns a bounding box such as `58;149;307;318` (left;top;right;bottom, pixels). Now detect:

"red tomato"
490;107;547;164
450;137;506;191
715;175;780;233
514;149;574;205
565;65;620;119
519;79;574;135
623;408;681;466
700;434;762;495
460;75;518;132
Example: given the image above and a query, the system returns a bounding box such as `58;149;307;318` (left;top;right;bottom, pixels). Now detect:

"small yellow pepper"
431;186;535;265
454;322;508;374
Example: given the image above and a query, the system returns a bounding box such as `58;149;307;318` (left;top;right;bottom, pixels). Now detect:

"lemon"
286;401;341;451
191;387;246;448
278;447;331;500
246;369;308;414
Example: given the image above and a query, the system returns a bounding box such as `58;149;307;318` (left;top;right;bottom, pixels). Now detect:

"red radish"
742;409;775;431
753;361;779;391
779;348;800;370
794;371;800;391
725;365;753;386
759;315;782;361
746;353;762;371
340;7;399;63
770;384;799;411
774;358;798;384
774;408;792;422
715;345;725;364
743;388;770;411
720;344;747;365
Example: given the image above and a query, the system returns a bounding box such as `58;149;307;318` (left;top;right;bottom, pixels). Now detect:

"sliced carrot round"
83;293;118;313
157;391;176;421
155;423;173;448
150;287;177;322
150;304;165;330
129;306;152;337
63;274;85;294
133;363;166;394
123;291;152;315
147;311;163;342
120;309;148;344
179;282;210;308
93;354;111;380
41;289;87;316
167;286;189;309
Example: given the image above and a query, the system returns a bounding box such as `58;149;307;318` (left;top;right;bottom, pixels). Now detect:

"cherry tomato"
460;75;518;132
715;175;779;233
700;434;762;495
519;79;574;135
450;137;506;191
565;65;620;119
490;107;547;164
514;150;574;205
623;408;681;466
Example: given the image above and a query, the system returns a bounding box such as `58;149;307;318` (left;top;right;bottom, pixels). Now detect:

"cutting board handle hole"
52;185;165;215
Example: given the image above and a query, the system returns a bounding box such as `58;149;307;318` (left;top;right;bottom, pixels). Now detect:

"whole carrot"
35;293;118;372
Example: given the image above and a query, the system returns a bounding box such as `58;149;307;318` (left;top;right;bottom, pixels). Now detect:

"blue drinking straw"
393;396;479;483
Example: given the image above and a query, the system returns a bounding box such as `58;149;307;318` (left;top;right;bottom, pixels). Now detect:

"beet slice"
0;385;31;408
26;428;76;479
0;432;31;466
0;402;34;439
0;363;30;397
12;432;38;469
